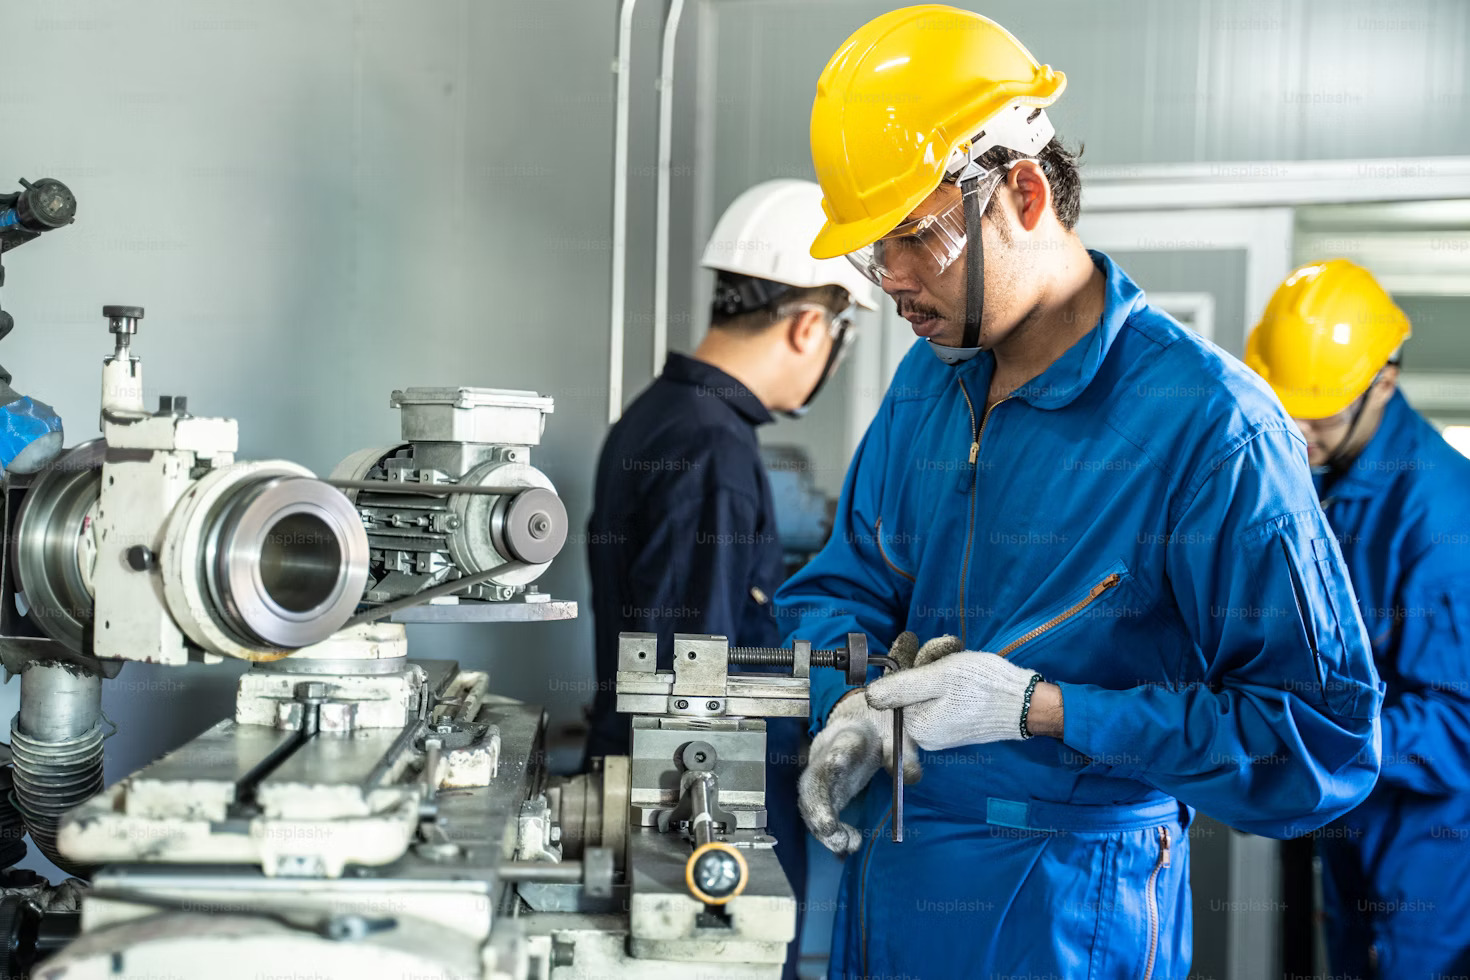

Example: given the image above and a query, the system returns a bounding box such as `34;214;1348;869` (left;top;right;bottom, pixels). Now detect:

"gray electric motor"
333;387;569;605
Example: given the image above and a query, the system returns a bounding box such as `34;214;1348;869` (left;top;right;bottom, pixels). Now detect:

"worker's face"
1292;367;1398;467
876;167;1038;350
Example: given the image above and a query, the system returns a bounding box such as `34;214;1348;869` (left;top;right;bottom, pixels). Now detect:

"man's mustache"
898;301;941;318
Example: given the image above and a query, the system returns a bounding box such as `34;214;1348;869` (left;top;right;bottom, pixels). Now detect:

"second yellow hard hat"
1246;259;1411;419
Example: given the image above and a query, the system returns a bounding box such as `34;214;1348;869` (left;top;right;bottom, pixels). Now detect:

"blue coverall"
1314;389;1470;979
775;252;1383;979
584;352;807;977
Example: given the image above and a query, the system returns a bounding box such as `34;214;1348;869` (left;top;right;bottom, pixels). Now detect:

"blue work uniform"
1313;390;1470;979
584;352;807;976
775;252;1383;980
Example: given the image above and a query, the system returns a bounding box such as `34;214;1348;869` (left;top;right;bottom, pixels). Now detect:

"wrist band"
1019;673;1044;739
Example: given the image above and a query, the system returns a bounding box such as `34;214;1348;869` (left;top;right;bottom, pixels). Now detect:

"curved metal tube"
609;0;641;423
654;0;686;375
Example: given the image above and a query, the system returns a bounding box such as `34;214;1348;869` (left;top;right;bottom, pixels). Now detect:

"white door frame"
1073;207;1296;345
1082;156;1470;211
1148;292;1217;342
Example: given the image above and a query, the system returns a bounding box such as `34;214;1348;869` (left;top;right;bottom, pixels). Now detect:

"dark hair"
708;276;851;332
974;134;1083;231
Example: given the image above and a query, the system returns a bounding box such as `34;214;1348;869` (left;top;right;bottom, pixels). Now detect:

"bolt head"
680;740;717;771
675;699;689;710
124;545;154;572
706;701;720;711
693;850;741;898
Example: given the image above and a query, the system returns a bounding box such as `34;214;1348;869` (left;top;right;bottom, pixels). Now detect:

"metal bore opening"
258;511;343;614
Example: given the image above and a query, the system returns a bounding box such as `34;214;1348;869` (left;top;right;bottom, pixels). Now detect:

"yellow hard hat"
1245;259;1411;419
809;4;1066;259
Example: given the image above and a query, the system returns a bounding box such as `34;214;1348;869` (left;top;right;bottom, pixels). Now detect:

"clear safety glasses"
825;311;857;373
845;160;1031;287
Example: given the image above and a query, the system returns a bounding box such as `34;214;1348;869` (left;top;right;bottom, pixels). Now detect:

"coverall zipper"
855;571;1124;975
956;379;1008;648
1142;825;1171;980
861;383;1120;977
994;573;1123;658
874;517;916;582
859;803;894;980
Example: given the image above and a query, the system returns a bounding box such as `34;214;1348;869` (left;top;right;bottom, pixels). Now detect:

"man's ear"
1009;160;1051;233
789;309;827;354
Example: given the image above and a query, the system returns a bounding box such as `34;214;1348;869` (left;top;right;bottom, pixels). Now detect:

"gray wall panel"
0;0;631;875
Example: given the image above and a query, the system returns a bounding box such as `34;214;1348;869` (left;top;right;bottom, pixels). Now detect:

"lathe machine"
0;306;898;980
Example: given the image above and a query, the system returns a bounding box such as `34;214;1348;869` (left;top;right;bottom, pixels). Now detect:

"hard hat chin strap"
925;168;988;366
960;169;985;354
1321;395;1370;479
942;106;1054;361
1320;364;1394;480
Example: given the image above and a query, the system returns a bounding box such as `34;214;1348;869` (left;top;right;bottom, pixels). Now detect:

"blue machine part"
0;395;63;474
761;444;834;559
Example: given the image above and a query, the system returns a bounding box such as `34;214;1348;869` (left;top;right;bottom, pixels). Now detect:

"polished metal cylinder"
11;442;105;653
496;861;583;884
15;444;369;658
195;472;369;650
17;663;100;744
688;773;716;849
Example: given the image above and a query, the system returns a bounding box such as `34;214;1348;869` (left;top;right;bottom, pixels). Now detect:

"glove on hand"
798;631;960;854
888;630;964;670
866;648;1039;750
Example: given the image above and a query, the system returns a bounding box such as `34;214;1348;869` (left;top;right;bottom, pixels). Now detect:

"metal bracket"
791;638;811;679
669;634;728;697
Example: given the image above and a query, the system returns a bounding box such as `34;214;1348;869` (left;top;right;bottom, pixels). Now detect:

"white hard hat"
701;179;878;312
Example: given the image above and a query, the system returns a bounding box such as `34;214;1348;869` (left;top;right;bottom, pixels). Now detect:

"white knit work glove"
865;648;1040;750
797;632;959;855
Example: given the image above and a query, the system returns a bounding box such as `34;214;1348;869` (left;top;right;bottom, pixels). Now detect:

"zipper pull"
1090;573;1121;598
1159;826;1171;867
968;441;979;464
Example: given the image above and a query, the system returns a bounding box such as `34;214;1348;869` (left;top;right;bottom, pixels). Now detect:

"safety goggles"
844;159;1032;287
